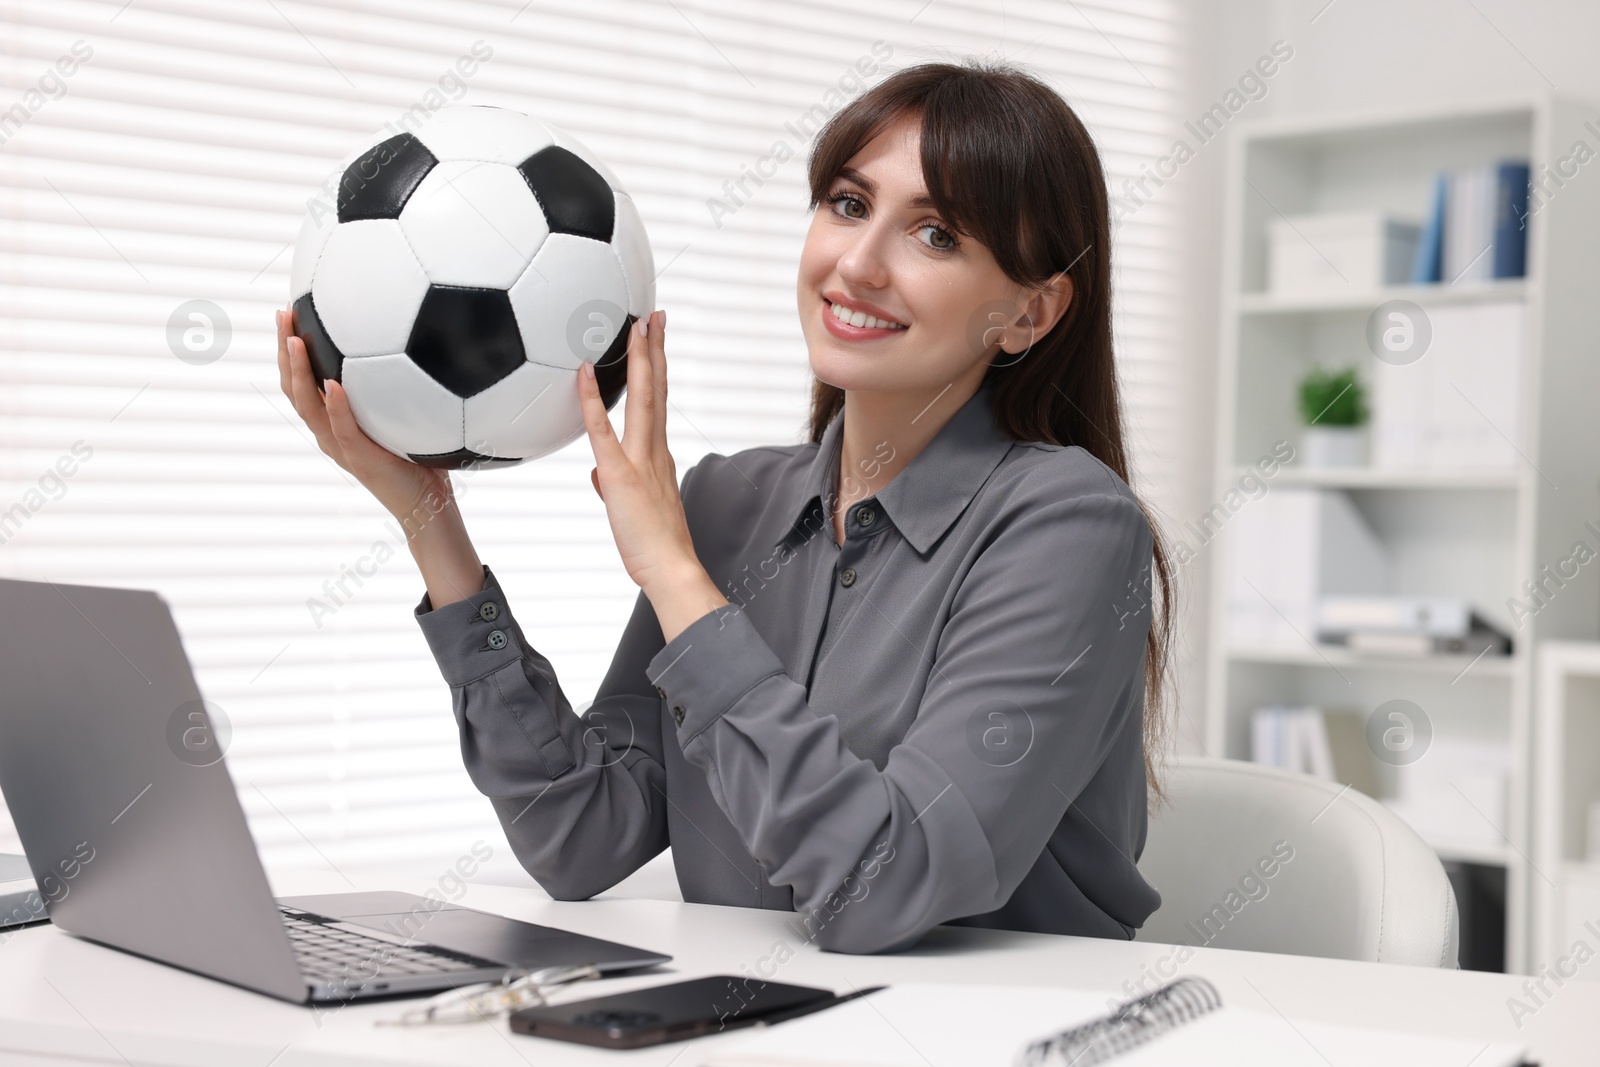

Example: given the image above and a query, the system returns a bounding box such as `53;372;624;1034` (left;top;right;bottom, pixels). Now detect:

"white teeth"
828;300;905;330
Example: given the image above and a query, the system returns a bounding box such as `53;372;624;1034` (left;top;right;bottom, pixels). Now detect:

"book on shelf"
1368;300;1523;472
1249;705;1378;797
1410;160;1529;284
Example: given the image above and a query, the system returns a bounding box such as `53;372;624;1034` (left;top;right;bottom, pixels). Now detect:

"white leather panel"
311;220;431;358
289;200;337;301
341;352;466;458
611;192;656;321
413;105;556;166
507;233;630;371
399;160;550;289
464;361;584;461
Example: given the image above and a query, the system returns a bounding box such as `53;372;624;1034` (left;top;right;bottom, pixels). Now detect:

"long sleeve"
645;477;1154;954
413;559;672;901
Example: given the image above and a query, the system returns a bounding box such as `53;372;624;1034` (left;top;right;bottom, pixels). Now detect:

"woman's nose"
835;223;893;288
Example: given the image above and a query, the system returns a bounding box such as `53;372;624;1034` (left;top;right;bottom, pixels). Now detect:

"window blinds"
0;0;1185;870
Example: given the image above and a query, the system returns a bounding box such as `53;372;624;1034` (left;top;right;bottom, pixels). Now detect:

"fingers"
577;354;628;471
285;334;337;451
323;379;389;466
621;313;655;464
649;308;668;455
276;307;293;399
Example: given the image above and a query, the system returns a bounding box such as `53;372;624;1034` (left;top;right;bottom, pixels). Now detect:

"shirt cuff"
413;564;525;686
645;602;785;741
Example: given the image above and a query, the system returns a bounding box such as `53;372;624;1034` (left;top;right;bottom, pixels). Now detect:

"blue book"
1410;170;1446;284
1492;160;1530;278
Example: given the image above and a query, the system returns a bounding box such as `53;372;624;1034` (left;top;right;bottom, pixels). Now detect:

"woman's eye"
918;224;956;251
829;193;867;219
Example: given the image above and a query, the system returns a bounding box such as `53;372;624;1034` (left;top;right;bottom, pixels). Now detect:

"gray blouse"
413;378;1161;954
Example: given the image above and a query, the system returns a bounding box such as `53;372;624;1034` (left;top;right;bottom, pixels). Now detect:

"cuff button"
653;684;666;699
478;601;500;622
671;704;685;726
486;629;508;650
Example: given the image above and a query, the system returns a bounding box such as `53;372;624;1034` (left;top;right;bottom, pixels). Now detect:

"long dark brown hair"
803;58;1176;799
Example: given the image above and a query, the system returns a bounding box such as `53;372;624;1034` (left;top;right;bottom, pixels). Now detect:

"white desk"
0;860;1592;1066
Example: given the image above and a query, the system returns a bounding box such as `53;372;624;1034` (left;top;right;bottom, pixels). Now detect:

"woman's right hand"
276;305;453;528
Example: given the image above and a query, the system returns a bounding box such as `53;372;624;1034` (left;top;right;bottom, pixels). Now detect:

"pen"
754;985;888;1028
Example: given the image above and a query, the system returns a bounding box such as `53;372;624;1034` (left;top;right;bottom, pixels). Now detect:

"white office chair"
1134;757;1459;967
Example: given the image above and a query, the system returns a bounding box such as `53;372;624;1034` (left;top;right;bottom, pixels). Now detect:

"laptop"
0;577;670;1004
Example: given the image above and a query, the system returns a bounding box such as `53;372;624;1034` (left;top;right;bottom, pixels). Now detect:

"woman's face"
797;111;1065;396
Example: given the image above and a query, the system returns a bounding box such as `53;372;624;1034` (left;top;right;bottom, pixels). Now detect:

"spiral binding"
1013;976;1223;1067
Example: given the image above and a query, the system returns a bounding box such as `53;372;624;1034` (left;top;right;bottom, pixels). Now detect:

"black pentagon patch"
590;313;634;411
337;134;438;223
291;292;344;389
406;286;526;398
409;447;522;471
517;146;614;242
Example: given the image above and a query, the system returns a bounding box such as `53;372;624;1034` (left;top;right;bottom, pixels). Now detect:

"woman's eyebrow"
836;166;936;209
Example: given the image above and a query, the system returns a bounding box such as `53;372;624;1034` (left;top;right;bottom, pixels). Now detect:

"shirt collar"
775;379;1014;556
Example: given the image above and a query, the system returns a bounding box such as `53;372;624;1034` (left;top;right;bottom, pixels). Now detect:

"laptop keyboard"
279;906;497;983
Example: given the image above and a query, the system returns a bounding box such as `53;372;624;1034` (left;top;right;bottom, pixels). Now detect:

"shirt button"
478;601;499;622
672;705;685;726
653;684;666;699
840;567;857;588
855;506;875;527
486;630;508;650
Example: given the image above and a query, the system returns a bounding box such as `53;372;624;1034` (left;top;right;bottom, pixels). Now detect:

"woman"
275;58;1174;955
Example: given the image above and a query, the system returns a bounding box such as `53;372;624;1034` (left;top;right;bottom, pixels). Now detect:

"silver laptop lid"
0;578;305;1002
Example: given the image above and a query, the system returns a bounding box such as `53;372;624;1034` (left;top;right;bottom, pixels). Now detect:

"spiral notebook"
701;977;1529;1067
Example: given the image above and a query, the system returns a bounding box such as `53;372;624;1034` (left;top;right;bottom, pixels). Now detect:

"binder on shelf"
1492;161;1531;279
1226;489;1388;651
1409;171;1447;283
1444;164;1494;284
1423;160;1529;285
704;979;1530;1066
1368;300;1524;472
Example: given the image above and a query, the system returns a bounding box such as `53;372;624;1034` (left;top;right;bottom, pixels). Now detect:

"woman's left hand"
578;309;701;599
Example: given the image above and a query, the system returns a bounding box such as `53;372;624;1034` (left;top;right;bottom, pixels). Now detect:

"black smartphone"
508;975;839;1049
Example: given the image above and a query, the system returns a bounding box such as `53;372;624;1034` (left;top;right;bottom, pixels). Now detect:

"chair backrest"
1135;757;1458;967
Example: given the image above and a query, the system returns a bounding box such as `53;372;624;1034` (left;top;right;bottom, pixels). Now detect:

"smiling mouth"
824;297;907;331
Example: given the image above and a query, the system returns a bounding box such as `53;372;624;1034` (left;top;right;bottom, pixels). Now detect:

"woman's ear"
997;273;1074;355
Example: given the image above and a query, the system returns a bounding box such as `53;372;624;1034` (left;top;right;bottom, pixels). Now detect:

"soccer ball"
288;105;653;469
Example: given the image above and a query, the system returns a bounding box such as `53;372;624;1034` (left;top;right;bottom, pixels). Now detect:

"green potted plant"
1297;365;1368;468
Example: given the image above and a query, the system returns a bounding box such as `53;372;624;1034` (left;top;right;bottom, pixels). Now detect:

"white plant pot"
1301;426;1366;468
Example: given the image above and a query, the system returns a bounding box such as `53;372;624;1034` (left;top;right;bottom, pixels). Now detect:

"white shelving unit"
1533;642;1600;979
1205;96;1600;974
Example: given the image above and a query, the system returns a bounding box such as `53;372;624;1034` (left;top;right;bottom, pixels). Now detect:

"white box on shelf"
1384;736;1510;852
1227;489;1389;650
1370;301;1524;472
1268;211;1421;295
